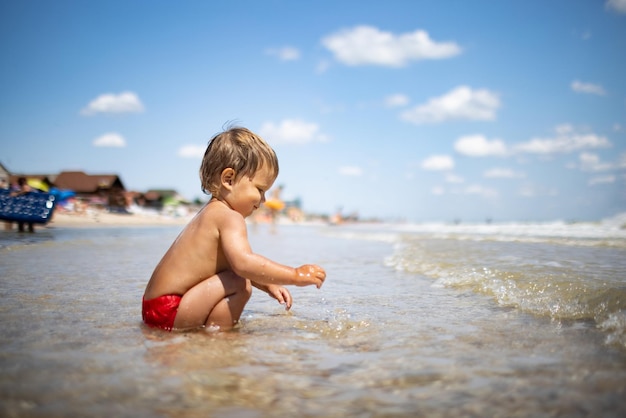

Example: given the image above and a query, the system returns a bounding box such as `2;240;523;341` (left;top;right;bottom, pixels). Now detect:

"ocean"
1;217;625;417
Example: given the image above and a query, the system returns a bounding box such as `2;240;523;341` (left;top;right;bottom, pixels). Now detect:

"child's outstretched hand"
267;284;293;310
295;264;326;288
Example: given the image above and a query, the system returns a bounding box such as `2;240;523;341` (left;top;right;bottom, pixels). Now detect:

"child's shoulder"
199;200;245;226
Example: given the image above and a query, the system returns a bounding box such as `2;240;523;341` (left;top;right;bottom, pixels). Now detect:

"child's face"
227;165;276;218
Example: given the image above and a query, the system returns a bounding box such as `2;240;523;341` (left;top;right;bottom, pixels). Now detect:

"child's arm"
252;282;293;310
220;211;326;288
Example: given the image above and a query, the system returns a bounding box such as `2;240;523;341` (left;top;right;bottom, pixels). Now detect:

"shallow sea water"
0;222;625;417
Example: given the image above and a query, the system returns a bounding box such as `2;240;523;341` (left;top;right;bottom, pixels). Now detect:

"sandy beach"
46;210;192;228
44;207;319;229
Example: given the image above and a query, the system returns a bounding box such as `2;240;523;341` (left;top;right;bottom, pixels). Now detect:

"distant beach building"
139;189;188;210
54;171;127;211
0;163;188;214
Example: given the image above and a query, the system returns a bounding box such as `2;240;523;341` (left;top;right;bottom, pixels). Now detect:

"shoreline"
41;211;324;229
19;209;626;231
43;211;191;228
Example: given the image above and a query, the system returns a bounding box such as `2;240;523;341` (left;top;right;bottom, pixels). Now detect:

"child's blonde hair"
200;127;279;196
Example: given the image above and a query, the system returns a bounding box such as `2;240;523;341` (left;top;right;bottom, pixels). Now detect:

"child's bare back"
142;127;326;332
144;201;236;301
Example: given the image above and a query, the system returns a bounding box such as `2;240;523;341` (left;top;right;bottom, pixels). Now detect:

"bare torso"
143;201;231;300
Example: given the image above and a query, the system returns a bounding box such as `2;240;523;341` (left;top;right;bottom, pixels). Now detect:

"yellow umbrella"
264;199;285;211
27;178;49;192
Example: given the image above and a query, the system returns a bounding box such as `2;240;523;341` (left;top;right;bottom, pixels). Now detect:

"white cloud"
178;144;206;158
266;46;301;61
577;152;613;172
455;134;507;157
81;91;144;115
421;155;454;171
571;80;606;96
515;135;610;154
452;126;612;163
513;125;611;155
606;0;626;13
321;25;461;67
588;175;616;185
93;133;126;147
384;94;410;108
483;168;525;179
569;151;626;172
400;86;500;124
259;119;329;144
338;166;363;176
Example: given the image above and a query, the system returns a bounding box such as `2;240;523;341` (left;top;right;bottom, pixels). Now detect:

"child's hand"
267;284;292;310
295;264;326;288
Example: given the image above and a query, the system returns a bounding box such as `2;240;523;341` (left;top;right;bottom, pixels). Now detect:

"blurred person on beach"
1;178;11;231
264;184;285;224
142;126;326;332
8;177;35;233
264;184;285;234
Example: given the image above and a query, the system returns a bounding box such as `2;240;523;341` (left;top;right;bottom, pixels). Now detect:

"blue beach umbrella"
49;188;76;202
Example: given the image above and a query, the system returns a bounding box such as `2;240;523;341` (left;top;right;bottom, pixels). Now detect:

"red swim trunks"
142;295;182;331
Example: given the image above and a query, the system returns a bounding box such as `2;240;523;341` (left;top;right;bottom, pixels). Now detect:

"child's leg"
173;271;252;331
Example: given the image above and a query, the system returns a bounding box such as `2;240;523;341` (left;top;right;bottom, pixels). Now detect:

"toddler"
142;127;326;331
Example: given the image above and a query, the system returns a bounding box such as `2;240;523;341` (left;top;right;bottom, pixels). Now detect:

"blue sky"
1;0;625;222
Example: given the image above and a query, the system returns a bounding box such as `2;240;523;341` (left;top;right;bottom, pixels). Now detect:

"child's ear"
220;168;236;190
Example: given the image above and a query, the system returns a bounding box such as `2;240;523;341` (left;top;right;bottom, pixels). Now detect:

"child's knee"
220;271;252;297
229;275;251;304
